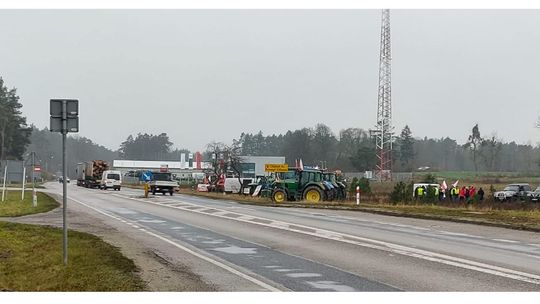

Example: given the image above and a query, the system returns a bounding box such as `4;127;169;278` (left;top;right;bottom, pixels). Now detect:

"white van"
101;170;122;191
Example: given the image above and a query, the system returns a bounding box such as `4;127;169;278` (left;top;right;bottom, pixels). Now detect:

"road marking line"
493;239;519;243
112;194;540;285
68;196;281;292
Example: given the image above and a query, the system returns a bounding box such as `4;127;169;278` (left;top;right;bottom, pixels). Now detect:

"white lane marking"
68;196;281;292
306;281;355;292
273;269;302;272
113;194;540;286
493;239;519;244
286;273;322;278
212;246;258;255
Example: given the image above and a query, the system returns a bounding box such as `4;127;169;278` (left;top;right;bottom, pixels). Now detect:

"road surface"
42;183;540;291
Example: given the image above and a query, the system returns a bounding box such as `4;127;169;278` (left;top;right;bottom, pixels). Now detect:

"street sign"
50;116;79;132
264;164;289;172
34;165;41;172
50;99;79;133
141;171;153;182
50;99;78;117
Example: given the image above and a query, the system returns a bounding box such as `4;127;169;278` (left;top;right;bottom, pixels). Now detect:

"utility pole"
370;9;394;182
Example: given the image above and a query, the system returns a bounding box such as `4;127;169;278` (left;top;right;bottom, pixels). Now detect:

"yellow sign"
265;164;289;172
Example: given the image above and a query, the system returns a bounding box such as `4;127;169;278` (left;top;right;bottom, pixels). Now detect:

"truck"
149;171;178;196
76;160;109;189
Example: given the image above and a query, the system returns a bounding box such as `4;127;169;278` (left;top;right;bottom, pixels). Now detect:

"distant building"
112;160;211;179
239;156;286;178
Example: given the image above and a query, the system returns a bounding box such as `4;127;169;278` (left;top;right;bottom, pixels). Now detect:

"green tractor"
270;168;328;203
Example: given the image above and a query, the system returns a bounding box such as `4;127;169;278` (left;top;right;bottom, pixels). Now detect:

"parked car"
494;183;532;201
58;177;70;183
530;187;540;202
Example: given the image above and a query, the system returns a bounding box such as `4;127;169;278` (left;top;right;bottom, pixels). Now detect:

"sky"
1;9;540;152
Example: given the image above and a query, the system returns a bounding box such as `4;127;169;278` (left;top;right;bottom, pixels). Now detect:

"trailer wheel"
152;188;156;195
303;186;323;203
169;190;174;196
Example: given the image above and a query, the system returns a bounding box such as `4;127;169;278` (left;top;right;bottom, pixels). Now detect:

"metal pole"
1;165;6;202
32;152;37;207
62;100;68;265
21;167;26;200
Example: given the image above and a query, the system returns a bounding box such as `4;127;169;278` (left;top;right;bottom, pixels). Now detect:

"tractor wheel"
303;186;323;203
271;189;287;203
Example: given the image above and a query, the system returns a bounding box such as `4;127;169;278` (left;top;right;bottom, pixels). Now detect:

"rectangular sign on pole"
264;164;289;172
50;98;79;266
34;165;41;172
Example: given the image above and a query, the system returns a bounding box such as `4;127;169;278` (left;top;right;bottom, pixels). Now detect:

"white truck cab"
101;170;122;191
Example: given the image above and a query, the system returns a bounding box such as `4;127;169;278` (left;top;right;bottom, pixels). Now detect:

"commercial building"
239;156;286;178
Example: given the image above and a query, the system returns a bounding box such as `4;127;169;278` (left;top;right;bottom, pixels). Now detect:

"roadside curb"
179;192;540;233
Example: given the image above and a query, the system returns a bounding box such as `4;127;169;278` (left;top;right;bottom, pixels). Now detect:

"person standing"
478;187;485;201
459;186;466;201
470;186;476;201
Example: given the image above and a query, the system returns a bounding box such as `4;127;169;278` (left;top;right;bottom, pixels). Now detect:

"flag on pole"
442;180;448;190
452;180;459;188
299;159;304;171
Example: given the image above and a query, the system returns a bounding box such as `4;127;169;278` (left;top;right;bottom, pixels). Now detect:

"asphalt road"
44;183;540;291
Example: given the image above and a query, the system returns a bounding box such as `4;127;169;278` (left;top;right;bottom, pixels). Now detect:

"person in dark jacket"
478;187;485;201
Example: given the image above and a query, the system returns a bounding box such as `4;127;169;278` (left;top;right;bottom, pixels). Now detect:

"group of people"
415;185;485;202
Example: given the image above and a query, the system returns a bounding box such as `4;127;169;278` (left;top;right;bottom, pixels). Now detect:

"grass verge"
178;189;540;232
0;191;59;217
0;221;146;291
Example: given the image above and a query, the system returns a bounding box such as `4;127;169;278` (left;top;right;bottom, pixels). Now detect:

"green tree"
397;125;415;171
480;135;502;171
0;77;30;161
119;133;173;160
350;146;377;172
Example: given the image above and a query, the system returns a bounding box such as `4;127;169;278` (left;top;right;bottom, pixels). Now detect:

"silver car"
493;183;532;201
530;187;540;202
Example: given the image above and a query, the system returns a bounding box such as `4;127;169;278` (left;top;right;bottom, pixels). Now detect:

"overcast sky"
1;10;540;152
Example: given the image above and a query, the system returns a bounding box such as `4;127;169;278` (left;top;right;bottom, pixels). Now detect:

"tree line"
233;123;540;173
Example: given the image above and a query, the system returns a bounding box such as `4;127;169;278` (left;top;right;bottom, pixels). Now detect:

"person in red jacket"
469;186;476;201
459;186;466;201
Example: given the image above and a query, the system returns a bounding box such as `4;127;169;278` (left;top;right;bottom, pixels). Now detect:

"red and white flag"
299;159;304;171
452;180;459;188
442;180;448;190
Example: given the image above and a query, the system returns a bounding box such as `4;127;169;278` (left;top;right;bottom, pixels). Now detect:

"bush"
349;177;371;196
389;181;414;204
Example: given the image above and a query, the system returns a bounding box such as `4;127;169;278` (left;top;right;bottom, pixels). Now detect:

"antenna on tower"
370;9;394;182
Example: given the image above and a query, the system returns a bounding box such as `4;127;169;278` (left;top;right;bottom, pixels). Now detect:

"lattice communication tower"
371;9;394;181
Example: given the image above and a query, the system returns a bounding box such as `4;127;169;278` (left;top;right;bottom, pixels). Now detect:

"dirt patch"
4;203;215;291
